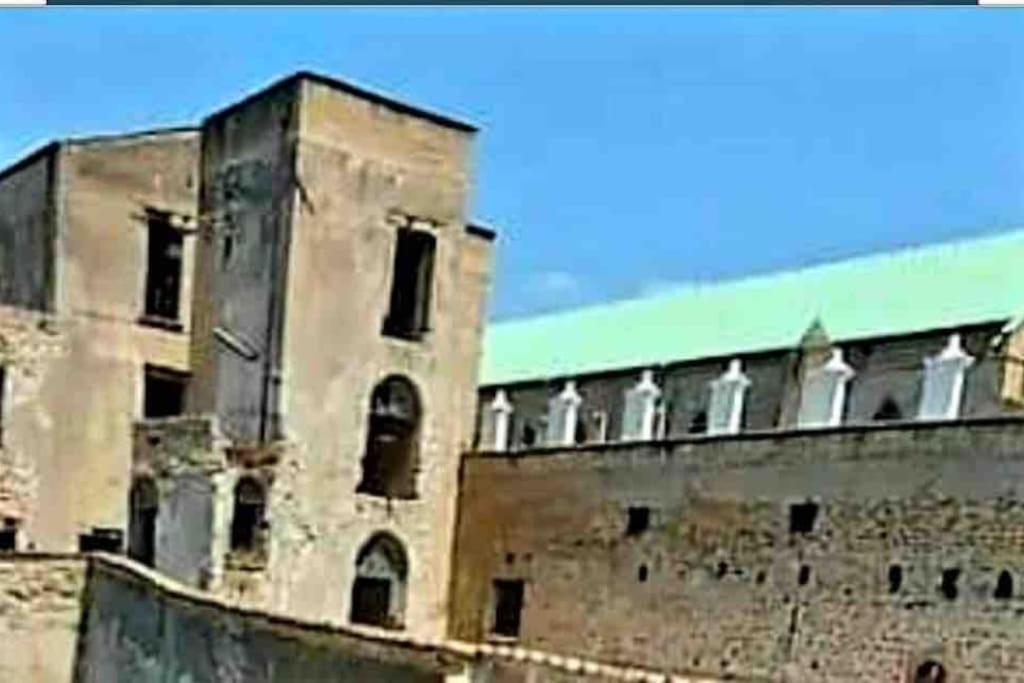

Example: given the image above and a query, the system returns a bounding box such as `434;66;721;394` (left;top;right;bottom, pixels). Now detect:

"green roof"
480;229;1024;386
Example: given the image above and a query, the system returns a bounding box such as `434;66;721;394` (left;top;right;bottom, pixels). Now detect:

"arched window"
914;660;947;683
230;476;267;556
349;532;409;630
128;477;159;567
873;397;903;422
357;376;421;500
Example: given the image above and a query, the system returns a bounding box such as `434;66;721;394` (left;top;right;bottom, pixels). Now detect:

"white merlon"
707;358;751;436
621;369;662;441
919;333;974;420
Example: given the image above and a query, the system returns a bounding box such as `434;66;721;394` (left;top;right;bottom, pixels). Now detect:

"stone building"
3;69;1024;682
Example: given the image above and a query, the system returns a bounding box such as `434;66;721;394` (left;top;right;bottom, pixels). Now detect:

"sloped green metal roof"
480;229;1024;386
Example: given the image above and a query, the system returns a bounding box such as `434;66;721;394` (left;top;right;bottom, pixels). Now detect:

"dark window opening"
143;365;188;419
350;533;408;629
0;519;18;552
350;577;392;626
873;397;903;422
0;366;6;447
79;527;123;554
573;418;587;445
798;565;811;586
357;376;421;500
382;228;436;341
637;564;649;582
491;579;525;638
688;410;708;435
128;477;159;567
230;476;267;562
519;423;537;449
888;565;903;594
789;501;819;534
940;568;960;601
995;570;1013;600
142;213;184;324
626;506;651;536
914;660;947;683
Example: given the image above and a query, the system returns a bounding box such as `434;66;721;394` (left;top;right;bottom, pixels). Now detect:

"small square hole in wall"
626;506;651;536
789;501;819;534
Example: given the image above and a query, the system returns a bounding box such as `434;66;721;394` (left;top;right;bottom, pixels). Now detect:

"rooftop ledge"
467;414;1024;460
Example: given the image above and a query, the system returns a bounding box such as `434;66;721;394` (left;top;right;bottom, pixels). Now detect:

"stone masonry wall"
0;555;88;683
451;417;1024;682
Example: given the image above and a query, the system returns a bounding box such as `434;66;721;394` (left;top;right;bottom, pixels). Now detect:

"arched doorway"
356;376;421;500
914;660;947;683
230;476;267;558
349;532;408;630
128;477;158;567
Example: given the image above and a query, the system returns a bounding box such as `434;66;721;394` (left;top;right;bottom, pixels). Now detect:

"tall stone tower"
180;72;493;638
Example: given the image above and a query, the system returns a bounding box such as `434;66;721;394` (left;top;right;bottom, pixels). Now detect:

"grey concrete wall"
0;146;57;311
189;81;299;443
451;417;1024;682
75;560;456;683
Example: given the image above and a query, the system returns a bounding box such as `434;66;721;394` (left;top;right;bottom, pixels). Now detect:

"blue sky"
2;8;1024;320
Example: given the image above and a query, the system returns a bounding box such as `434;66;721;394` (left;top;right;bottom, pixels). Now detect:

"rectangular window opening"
144;365;189;419
0;365;6;447
491;579;525;638
78;527;124;554
0;518;18;552
142;213;184;327
382;228;436;341
789;501;819;534
626;506;651;536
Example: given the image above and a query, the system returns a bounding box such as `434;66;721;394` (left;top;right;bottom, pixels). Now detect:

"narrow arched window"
350;532;409;630
230;476;267;555
914;660;947;683
873;397;903;422
128;477;159;567
357;376;421;500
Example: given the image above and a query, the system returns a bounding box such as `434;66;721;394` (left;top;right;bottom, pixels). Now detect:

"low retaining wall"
0;553;720;683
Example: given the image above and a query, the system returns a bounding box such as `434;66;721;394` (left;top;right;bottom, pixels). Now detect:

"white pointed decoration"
708;358;751;436
546;380;583;446
918;333;974;420
485;389;514;451
621;370;662;441
797;348;855;428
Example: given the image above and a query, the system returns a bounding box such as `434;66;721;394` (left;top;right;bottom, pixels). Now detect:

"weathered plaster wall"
0;305;67;528
3;132;200;551
451;417;1024;681
0;556;88;683
262;77;491;640
0;146;57;311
